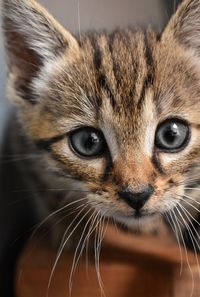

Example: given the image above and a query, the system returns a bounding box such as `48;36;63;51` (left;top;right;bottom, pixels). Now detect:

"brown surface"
16;224;200;297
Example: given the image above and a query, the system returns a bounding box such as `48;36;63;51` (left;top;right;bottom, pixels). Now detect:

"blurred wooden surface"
16;224;200;297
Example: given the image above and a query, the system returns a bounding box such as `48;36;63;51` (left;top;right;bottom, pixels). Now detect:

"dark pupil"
85;133;99;150
164;124;179;143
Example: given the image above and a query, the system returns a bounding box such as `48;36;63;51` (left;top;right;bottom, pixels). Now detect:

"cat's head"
2;0;200;227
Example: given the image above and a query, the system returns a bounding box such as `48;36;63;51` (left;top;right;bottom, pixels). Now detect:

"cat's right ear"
163;0;200;56
1;0;80;104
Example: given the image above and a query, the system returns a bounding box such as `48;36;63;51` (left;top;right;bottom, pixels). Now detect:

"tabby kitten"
2;0;200;295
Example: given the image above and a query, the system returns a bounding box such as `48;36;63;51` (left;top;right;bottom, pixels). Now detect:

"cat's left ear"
163;0;200;55
2;0;80;103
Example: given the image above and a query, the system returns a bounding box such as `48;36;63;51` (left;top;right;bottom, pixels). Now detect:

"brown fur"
2;0;200;242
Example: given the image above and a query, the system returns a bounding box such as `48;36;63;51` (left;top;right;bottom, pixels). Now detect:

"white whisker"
69;209;99;294
175;204;200;279
171;207;194;297
165;211;183;274
47;207;92;295
31;197;88;239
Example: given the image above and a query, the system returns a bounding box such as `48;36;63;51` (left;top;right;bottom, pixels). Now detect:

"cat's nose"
118;185;154;211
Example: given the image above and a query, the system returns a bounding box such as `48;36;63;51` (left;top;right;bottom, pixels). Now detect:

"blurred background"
0;0;180;134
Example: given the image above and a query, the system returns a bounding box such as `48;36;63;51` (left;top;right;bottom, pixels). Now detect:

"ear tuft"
163;0;200;55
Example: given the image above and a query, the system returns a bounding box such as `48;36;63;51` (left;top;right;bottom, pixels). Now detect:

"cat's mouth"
133;210;157;219
111;210;160;230
129;210;158;222
114;210;158;222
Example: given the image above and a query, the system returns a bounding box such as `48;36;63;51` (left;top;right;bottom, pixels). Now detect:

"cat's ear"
163;0;200;55
2;0;79;103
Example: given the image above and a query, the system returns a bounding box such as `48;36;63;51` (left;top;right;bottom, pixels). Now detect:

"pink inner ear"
5;25;42;103
5;16;43;70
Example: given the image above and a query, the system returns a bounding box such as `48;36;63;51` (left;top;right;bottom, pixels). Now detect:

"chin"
113;211;161;231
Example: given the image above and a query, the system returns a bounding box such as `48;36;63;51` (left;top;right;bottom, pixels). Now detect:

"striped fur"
2;0;200;258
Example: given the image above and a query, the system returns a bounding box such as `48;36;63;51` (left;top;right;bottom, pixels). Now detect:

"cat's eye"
155;119;190;152
69;127;106;158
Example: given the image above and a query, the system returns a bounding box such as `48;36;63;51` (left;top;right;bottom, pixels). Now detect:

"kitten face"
2;0;200;227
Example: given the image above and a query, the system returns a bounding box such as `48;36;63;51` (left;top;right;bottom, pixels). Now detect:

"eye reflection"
155;119;190;152
69;127;106;158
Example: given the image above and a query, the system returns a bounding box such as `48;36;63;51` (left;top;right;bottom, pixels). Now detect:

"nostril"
118;185;154;211
118;191;134;201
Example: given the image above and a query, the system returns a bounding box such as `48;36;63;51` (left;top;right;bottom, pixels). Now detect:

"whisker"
56;202;91;256
175;204;200;279
11;188;92;194
31;197;88;239
69;209;101;294
165;211;183;274
0;153;39;158
185;187;200;192
94;213;106;296
27;206;86;255
0;155;40;164
47;206;92;295
96;213;108;297
176;197;200;235
171;207;194;297
182;196;200;213
182;194;200;206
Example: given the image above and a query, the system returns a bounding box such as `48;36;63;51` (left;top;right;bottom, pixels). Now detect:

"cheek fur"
147;175;185;211
49;140;107;181
159;127;199;167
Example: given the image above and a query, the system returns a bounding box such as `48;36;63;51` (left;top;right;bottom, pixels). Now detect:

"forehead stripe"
92;35;116;108
138;32;155;107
